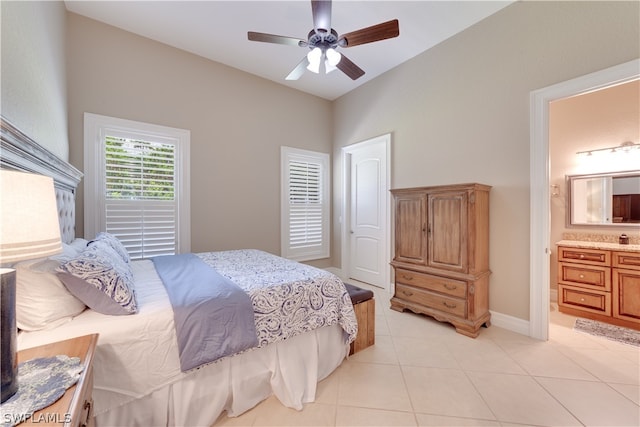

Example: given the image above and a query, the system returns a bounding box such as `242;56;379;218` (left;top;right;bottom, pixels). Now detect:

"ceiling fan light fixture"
247;0;400;81
306;47;322;73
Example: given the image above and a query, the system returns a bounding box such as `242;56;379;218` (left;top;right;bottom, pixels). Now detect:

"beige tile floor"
215;284;640;426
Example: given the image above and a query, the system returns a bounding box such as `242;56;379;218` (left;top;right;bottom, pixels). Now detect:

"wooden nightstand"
17;334;98;427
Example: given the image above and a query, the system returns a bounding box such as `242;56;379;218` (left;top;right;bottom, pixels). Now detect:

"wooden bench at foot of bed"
345;283;375;355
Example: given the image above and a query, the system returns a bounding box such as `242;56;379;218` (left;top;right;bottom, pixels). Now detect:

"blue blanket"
152;254;258;371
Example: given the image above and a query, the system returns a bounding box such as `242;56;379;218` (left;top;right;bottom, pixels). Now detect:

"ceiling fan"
247;0;399;81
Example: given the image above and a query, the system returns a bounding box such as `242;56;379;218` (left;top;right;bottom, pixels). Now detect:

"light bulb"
306;48;321;74
326;48;341;66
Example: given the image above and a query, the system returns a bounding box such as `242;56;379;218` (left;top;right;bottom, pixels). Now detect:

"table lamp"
0;170;62;402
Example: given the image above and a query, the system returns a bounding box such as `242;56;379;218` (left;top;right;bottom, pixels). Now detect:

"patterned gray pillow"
89;232;130;264
56;243;138;315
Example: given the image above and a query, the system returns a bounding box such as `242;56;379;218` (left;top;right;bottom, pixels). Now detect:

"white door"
346;135;389;288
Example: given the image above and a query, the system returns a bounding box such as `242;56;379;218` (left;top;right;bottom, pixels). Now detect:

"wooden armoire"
390;183;491;337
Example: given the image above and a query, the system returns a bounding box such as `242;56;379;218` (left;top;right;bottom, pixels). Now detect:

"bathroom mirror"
567;170;640;227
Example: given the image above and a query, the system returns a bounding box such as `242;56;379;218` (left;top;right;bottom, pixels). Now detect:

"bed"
1;116;357;426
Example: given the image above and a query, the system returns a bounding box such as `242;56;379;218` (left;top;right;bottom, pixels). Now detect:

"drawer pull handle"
403;275;413;281
443;302;457;309
82;400;93;427
580;298;585;302
402;290;413;297
579;254;585;259
444;284;457;290
579;274;585;279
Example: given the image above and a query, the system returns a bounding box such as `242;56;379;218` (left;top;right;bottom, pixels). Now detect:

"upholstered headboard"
0;116;83;244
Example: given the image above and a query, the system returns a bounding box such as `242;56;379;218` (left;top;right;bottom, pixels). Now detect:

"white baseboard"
489;310;531;336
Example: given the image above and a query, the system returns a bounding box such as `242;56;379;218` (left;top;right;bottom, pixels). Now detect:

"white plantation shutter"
281;147;329;261
84;113;190;259
105;201;176;259
104;137;177;258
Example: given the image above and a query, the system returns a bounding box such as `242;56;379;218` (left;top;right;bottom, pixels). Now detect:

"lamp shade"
1;170;62;402
0;170;62;264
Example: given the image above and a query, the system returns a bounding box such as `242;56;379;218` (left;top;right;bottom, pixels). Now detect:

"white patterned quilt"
196;249;358;347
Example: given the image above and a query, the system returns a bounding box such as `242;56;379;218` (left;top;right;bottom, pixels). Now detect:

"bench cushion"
344;283;374;305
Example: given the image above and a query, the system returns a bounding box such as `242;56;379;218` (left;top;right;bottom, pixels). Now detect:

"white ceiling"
65;1;513;100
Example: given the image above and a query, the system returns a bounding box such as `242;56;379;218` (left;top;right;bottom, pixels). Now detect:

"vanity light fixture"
576;141;640;156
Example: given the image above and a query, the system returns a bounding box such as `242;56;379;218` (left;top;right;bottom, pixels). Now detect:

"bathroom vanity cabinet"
557;241;640;330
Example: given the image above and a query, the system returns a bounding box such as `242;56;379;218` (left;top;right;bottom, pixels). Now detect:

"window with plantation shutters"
281;147;329;261
84;113;190;259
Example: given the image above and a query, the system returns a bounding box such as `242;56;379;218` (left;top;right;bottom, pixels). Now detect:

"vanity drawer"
395;283;466;317
558;285;611;316
558;246;610;266
558;262;611;291
395;268;467;298
613;251;640;271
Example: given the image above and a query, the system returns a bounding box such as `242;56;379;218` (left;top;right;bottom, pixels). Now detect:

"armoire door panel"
428;192;468;272
394;195;427;265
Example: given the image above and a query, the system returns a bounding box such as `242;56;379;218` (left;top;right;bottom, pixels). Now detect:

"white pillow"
15;258;86;331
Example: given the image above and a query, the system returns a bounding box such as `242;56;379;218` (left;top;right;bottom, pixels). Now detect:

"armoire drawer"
395;283;466;317
558;246;610;266
613;251;640;271
558;285;611;316
395;268;467;298
558;262;611;291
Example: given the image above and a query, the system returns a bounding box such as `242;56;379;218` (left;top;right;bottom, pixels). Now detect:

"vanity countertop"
556;240;640;253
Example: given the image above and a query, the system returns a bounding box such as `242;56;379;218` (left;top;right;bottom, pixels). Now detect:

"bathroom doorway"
529;59;640;340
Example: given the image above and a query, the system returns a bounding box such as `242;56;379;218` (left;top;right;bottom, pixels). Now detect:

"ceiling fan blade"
286;56;310;80
339;19;399;47
336;54;365;80
311;0;331;32
248;31;306;47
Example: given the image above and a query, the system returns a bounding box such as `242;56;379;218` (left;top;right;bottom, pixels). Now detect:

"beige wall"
3;1;639;325
65;13;334;267
332;1;640;321
0;0;68;160
549;80;640;291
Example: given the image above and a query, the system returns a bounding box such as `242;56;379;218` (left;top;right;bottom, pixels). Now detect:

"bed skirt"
95;324;348;426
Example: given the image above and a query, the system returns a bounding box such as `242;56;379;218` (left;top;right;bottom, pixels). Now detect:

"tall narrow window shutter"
281;147;329;261
288;160;322;249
